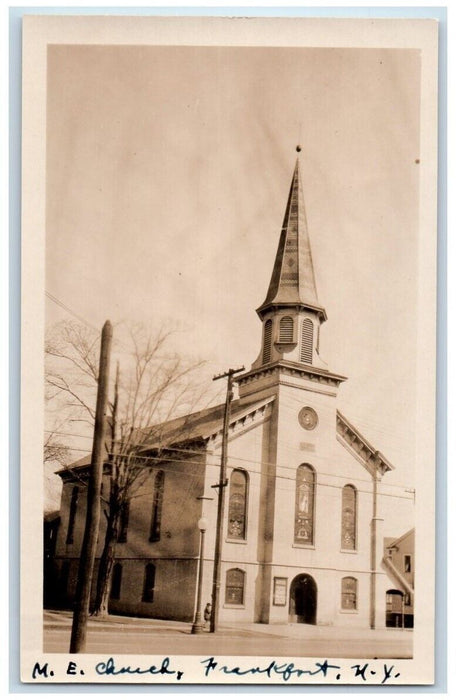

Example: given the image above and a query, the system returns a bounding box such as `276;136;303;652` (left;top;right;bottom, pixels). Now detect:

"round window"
298;407;318;430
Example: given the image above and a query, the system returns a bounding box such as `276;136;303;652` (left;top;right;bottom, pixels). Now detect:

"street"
44;610;413;659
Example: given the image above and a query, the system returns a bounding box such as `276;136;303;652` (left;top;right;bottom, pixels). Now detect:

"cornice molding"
206;399;274;448
336;411;394;476
237;360;347;390
256;301;328;323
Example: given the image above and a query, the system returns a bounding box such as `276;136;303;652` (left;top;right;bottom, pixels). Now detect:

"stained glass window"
228;469;248;539
341;577;357;610
150;470;165;542
341;485;357;550
294;464;315;544
225;568;245;605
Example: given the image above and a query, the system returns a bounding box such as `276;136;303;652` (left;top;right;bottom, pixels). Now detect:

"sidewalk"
44;610;190;634
44;609;413;642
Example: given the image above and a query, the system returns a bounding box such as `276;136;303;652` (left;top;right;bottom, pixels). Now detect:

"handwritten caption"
31;656;401;684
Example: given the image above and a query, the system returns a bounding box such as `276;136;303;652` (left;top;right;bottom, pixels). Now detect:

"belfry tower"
238;150;346;401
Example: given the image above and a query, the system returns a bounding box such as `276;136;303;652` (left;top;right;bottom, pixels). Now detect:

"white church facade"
53;154;407;628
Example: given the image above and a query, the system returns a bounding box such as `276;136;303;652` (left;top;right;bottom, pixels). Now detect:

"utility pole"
210;366;244;633
70;320;113;653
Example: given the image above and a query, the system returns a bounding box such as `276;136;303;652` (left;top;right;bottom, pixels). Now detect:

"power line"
279;394;415;449
45;291;100;333
45;428;416;491
45;293;226;369
51;444;415;502
45;291;411;460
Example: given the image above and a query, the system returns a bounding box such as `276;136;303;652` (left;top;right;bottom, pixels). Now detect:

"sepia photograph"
20;14;438;685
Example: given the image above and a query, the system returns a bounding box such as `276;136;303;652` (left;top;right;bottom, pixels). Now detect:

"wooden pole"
210;366;244;633
69;320;113;653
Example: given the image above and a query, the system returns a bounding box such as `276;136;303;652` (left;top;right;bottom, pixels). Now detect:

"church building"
53;153;408;629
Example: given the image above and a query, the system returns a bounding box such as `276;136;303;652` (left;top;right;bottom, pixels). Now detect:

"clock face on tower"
298;406;318;430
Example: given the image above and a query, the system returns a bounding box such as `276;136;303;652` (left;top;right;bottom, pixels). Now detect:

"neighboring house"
51;154;412;629
383;529;415;628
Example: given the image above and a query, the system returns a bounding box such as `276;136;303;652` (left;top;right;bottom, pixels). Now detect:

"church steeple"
237;149;347;400
251;149;329;372
257;152;326;322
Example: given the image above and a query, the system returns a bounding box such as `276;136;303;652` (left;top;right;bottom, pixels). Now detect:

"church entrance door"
288;573;317;624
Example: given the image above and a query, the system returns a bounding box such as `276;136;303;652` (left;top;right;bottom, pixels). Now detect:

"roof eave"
256;301;327;322
336;410;395;476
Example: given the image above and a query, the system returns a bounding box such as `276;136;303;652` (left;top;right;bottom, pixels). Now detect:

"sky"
45;44;421;533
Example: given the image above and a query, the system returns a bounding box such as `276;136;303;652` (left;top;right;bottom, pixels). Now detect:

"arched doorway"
385;589;404;628
289;573;317;624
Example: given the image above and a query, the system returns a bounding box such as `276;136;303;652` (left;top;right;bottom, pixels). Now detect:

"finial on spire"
257;150;326;321
296;145;302;152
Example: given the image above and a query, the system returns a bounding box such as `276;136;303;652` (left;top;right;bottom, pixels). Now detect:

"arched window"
110;563;122;600
225;568;245;605
300;318;313;363
294;465;315;545
263;319;273;364
341;485;357;550
279;316;294;343
118;499;130;543
227;469;248;540
150;470;165;542
341;576;357;610
142;563;156;603
66;486;79;544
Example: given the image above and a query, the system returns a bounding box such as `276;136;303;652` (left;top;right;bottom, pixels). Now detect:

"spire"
257;150;325;321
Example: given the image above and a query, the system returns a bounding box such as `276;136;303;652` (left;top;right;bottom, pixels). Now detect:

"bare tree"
44;429;70;464
45;319;211;617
